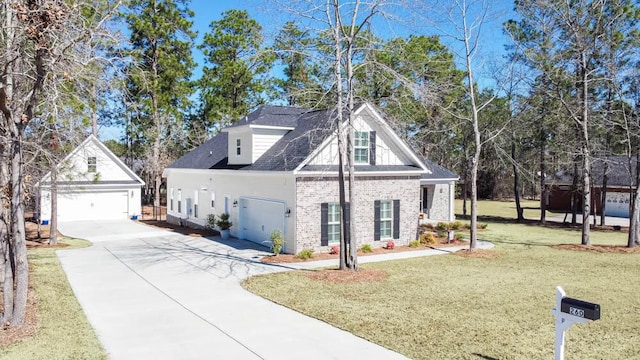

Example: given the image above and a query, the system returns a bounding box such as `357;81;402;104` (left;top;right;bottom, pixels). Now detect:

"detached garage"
37;135;144;223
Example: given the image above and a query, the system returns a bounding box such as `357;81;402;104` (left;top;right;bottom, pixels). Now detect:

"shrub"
420;233;437;245
329;245;340;254
450;221;462;231
409;240;420;248
436;230;446;238
435;222;449;231
420;223;434;230
360;244;373;253
216;213;232;230
479;223;489;229
270;229;284;256
206;214;217;230
385;240;395;250
297;248;314;260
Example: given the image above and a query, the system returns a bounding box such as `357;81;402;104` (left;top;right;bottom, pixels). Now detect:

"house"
163;103;458;254
37;134;145;223
546;156;637;218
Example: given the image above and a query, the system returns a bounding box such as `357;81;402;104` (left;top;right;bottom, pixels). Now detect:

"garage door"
604;192;630;218
240;198;285;248
58;190;129;222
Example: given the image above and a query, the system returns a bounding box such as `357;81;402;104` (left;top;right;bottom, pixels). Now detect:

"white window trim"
328;203;341;244
380;200;392;239
87;156;97;173
354;131;369;164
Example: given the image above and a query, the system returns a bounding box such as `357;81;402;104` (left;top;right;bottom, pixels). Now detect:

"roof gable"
40;135;144;186
165;103;458;181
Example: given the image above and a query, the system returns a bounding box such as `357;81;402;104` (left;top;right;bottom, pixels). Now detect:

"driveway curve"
57;220;408;360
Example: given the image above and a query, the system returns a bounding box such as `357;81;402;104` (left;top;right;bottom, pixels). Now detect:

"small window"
328;203;341;244
354;131;369;164
379;200;392;239
178;189;182;213
236;138;241;156
194;191;199;218
211;192;215;208
87;156;97;173
170;188;174;211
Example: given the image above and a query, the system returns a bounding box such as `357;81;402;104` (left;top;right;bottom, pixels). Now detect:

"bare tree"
0;0;122;327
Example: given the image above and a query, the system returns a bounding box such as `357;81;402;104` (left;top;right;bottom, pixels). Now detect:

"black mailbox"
560;297;600;320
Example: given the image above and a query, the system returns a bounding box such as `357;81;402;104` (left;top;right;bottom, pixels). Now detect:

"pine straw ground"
0;220;55;346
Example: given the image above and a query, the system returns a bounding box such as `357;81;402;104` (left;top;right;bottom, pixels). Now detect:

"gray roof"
226;105;309;129
421;158;459;180
547;156;638;187
167;132;229;169
167;105;458;180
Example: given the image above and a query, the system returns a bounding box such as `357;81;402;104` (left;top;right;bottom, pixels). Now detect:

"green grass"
0;239;107;360
243;199;640;359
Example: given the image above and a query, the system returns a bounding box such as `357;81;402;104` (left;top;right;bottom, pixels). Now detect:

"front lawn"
243;200;640;359
0;238;106;360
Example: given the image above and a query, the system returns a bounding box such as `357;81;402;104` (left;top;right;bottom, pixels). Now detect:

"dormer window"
236;138;241;156
354;131;369;164
88;156;97;173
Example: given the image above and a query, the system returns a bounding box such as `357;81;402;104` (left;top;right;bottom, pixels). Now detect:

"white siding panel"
252;128;288;162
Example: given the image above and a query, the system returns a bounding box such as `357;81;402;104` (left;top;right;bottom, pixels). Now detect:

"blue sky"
100;0;517;140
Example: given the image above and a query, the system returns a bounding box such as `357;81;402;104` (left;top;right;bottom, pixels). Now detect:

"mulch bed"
0;220;69;346
306;268;388;284
138;220;218;238
552;244;640;254
261;240;470;264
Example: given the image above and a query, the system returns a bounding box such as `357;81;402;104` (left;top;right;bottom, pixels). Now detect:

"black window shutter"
393;199;400;239
321;203;328;246
344;202;350;243
374;200;381;241
369;131;376;165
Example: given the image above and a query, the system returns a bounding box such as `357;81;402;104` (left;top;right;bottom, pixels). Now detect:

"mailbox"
560;297;600;321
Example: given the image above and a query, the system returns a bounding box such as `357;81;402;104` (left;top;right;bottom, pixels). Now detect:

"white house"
163;103;458;254
37;134;144;223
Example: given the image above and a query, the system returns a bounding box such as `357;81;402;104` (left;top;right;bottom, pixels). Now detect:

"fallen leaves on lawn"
552;244;640;254
306;268;388;284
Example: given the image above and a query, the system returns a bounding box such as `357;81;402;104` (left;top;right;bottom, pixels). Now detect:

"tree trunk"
9;134;28;326
628;183;640;248
571;159;579;225
512;133;524;222
579;52;591;246
49;167;58;245
539;122;547;224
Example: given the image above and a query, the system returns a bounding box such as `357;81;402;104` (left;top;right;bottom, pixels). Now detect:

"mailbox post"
551;286;601;360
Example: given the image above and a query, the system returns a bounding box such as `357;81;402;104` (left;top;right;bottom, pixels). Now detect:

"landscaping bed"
261;239;469;263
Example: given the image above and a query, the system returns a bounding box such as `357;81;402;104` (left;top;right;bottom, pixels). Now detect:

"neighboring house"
163;103;458;254
546;156;637;218
37;134;145;223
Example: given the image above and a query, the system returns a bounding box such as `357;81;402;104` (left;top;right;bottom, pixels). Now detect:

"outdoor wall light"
285;208;291;217
233;200;238;207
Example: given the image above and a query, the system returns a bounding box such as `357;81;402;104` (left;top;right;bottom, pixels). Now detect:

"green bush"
479;223;489;229
420;223;435;230
419;233;437;245
436;230;446;238
450;221;462;230
360;244;373;253
216;213;233;230
270;229;284;256
409;240;420;248
297;248;314;260
435;222;449;231
206;214;217;230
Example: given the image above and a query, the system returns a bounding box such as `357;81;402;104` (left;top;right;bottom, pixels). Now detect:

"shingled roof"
167;104;456;178
547;156;638;187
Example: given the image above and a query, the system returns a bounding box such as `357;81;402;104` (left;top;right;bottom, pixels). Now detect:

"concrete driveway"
57;220;408;360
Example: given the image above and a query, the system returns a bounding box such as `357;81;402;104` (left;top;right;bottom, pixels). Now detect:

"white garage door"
240;198;285;248
58;190;129;222
604;192;630;218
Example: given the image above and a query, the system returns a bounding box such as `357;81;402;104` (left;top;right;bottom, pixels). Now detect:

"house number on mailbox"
569;307;584;317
